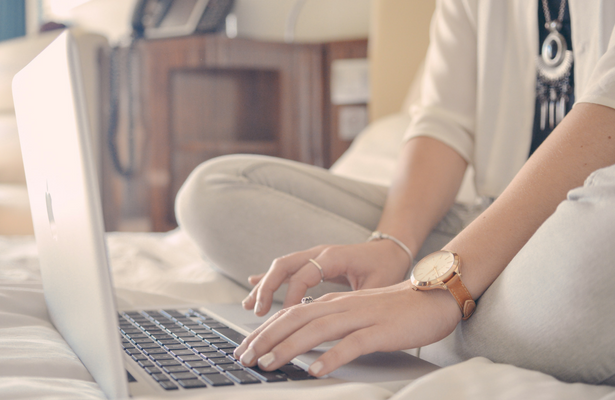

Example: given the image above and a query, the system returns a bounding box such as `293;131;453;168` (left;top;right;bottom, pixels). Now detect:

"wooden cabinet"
101;35;367;232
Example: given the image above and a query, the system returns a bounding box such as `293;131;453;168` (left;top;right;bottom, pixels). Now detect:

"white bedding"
1;230;614;400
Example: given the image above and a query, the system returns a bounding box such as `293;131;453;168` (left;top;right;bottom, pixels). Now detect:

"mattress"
1;229;612;400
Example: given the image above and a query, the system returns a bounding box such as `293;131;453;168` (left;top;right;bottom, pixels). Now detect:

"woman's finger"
253;247;326;316
248;273;265;286
241;280;262;310
235;297;349;362
282;259;329;308
307;327;379;377
255;311;369;371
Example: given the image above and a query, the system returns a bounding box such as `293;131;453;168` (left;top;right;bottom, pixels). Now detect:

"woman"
176;0;615;383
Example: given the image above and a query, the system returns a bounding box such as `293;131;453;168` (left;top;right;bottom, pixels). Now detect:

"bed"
3;116;615;398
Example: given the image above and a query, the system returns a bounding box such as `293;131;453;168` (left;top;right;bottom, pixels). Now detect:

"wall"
368;0;435;120
233;0;370;42
43;0;370;45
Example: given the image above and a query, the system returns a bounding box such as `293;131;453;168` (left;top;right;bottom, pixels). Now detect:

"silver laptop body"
12;31;438;399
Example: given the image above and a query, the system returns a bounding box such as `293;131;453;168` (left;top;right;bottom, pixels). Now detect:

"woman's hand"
242;239;413;316
234;281;461;376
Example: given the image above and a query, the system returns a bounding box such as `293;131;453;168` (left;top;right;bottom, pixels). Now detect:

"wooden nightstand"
100;35;367;232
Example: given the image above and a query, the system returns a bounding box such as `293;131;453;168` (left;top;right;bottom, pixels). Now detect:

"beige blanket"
0;230;612;399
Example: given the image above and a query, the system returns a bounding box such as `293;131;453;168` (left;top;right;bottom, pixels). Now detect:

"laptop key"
138;360;155;368
149;354;174;361
247;366;288;382
121;328;142;334
158;339;180;345
181;338;205;343
184;360;212;369
200;373;234;386
177;355;203;362
193;366;218;375
165;344;188;351
210;358;235;366
127;333;149;340
279;364;315;381
220;364;245;372
226;370;261;384
144;348;167;355
177;379;208;389
192;346;218;354
157;360;182;367
170;372;199;381
197;334;219;340
212;328;245;346
163;365;191;373
170;349;194;356
144;366;163;375
157;380;179;390
151;372;169;381
163;310;186;318
136;342;161;350
212;344;236;353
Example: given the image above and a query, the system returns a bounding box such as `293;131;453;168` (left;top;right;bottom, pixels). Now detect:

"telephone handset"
131;0;234;39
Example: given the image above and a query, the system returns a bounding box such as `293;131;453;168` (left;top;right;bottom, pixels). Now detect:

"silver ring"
301;296;314;304
308;259;325;283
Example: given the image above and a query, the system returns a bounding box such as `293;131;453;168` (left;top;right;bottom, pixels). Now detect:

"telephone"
107;0;234;178
131;0;234;39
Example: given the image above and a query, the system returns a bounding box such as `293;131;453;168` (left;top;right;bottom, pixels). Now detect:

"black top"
529;0;575;156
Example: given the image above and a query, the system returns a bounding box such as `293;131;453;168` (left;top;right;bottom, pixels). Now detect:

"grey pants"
420;163;615;386
175;154;485;302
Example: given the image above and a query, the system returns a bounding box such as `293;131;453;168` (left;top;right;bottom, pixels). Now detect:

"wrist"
404;281;463;334
368;231;414;266
367;238;413;279
410;250;476;320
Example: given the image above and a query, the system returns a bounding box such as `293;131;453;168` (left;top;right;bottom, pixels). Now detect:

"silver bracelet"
367;231;414;267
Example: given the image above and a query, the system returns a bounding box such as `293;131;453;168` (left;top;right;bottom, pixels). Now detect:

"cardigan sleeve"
576;25;615;109
402;0;478;163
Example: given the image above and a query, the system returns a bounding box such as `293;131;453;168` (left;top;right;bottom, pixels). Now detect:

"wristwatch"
410;250;476;320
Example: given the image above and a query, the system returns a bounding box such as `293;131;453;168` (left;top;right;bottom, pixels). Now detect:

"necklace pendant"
541;30;568;68
540;100;548;130
556;96;566;125
536;0;572;131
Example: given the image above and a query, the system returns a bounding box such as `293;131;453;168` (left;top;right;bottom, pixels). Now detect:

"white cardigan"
404;0;615;198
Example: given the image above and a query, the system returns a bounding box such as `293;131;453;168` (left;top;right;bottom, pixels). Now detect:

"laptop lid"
12;31;128;399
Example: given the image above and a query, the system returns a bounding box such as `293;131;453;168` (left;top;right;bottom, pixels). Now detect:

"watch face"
410;250;457;287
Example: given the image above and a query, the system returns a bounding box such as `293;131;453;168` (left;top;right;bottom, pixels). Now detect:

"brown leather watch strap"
446;273;476;320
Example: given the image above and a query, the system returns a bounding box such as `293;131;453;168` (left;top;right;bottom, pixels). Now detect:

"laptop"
12;31;439;399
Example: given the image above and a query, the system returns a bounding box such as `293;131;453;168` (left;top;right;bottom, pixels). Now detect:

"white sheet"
1;230;613;399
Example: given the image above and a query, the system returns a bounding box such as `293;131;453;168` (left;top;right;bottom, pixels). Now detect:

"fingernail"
241;348;255;365
309;361;324;375
258;352;275;369
255;302;262;315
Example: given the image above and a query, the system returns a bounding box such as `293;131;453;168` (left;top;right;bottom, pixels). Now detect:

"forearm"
377;136;468;257
446;103;615;299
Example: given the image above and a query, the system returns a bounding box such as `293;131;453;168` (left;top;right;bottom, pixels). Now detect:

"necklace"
536;0;574;130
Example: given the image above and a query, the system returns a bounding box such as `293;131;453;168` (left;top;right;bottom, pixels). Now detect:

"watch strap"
446;273;476;320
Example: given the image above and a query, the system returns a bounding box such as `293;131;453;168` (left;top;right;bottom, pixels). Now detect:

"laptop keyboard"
118;309;314;390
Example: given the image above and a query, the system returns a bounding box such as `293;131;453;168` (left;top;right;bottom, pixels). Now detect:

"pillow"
419;163;615;385
330;113;411;187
